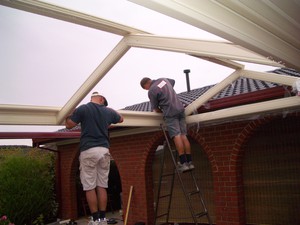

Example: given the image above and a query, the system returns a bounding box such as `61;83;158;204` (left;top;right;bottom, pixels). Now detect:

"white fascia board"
0;0;148;35
56;38;131;124
185;70;242;116
186;96;300;125
129;0;298;70
241;70;299;86
0;104;60;125
125;34;282;67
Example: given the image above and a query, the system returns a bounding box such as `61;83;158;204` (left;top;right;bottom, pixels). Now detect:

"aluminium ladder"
154;124;212;225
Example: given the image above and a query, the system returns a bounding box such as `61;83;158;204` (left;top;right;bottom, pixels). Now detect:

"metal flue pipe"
184;69;191;92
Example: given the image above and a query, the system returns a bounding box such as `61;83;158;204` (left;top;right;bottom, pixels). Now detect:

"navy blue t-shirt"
70;102;121;152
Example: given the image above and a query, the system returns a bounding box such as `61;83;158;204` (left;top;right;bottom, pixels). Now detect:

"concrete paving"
75;211;123;225
52;211;123;225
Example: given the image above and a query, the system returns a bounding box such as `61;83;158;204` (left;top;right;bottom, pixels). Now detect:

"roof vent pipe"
183;69;191;92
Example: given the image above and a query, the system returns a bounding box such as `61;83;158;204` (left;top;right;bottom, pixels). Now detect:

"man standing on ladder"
140;77;194;172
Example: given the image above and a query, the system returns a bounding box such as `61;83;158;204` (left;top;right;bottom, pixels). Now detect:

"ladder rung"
176;167;193;173
158;193;172;199
188;190;200;196
161;172;175;177
156;212;168;219
195;211;208;218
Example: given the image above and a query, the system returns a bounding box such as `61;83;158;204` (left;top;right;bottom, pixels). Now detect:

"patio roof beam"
0;0;148;36
1;95;300;127
191;55;245;70
129;0;299;70
187;96;300;125
116;110;163;127
184;69;242;116
0;104;59;125
241;70;299;86
56;38;131;124
125;34;281;67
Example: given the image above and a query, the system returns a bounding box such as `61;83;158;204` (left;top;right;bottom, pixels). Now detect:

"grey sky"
0;0;277;145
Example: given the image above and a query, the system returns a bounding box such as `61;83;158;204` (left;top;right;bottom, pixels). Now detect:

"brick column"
190;123;247;225
110;131;163;225
57;143;79;220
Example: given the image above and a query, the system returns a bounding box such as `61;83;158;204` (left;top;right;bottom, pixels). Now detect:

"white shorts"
79;146;111;191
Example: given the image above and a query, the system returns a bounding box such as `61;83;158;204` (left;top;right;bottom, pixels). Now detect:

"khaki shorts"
79;146;111;191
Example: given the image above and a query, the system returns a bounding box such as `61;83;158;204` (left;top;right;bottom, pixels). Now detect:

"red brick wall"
57;113;299;224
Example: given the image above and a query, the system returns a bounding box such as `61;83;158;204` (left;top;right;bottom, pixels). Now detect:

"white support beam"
185;70;242;116
125;34;281;67
241;70;299;86
116;110;163;127
1;95;300;127
56;38;131;124
186;96;300;125
0;0;148;35
191;55;245;70
0;106;164;126
0;104;59;125
126;34;283;67
129;0;299;70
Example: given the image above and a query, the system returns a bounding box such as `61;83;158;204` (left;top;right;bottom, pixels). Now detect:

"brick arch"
143;132;167;222
230;116;274;168
189;127;217;173
230;112;300;166
224;117;274;224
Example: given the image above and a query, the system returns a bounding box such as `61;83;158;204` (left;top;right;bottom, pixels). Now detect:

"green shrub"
0;149;58;225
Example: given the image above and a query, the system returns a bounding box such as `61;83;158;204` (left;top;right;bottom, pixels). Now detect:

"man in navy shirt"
140;77;194;172
65;92;123;224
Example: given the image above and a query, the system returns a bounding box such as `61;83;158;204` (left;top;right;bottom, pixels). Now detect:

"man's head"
140;77;152;90
91;92;108;106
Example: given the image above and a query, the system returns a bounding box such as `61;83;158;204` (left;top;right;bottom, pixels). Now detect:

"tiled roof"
124;68;300;112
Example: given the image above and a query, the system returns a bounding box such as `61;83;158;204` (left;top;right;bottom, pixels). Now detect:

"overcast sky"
0;0;277;145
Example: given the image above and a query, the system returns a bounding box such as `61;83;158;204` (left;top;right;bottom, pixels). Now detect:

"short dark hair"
140;77;151;88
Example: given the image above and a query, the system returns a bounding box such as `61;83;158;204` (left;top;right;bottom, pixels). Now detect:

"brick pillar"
57;143;79;220
110;131;163;225
190;123;247;225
